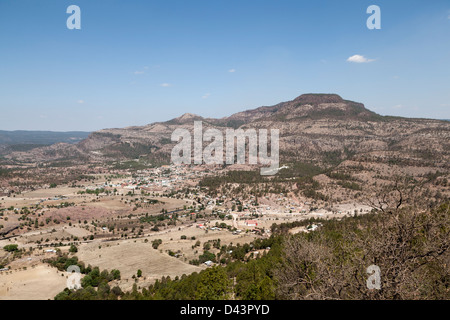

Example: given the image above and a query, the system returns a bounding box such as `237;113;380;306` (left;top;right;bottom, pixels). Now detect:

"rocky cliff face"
4;94;450;169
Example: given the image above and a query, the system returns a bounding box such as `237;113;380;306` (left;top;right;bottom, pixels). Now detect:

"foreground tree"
195;266;232;300
276;202;450;300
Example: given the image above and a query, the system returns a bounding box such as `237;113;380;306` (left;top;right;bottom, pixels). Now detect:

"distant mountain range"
0;130;90;145
0;131;90;156
2;94;449;169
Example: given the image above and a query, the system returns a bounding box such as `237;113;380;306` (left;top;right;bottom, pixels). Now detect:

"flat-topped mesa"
221;93;379;124
274;93;383;121
293;93;344;105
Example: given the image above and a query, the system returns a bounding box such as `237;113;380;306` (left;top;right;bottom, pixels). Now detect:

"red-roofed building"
245;220;258;227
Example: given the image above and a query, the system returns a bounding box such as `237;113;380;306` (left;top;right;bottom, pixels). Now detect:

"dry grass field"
75;221;258;291
0;264;67;300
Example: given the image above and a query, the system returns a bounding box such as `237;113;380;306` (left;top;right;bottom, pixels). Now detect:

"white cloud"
228;68;236;73
393;104;404;109
347;55;375;63
160;83;171;87
134;71;145;75
77;100;85;104
202;93;211;99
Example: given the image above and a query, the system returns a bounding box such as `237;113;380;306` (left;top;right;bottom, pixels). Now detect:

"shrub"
3;244;18;252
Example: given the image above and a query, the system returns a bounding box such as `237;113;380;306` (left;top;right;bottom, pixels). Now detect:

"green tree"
3;244;18;252
195;266;231;300
235;260;276;300
81;275;93;288
111;269;121;280
111;286;123;297
199;251;216;264
54;289;70;300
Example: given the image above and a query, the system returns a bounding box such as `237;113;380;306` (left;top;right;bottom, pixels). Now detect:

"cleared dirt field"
21;186;80;199
21;225;92;244
1;186;81;208
0;264;67;300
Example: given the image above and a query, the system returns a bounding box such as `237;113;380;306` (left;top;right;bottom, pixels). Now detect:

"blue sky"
0;0;449;131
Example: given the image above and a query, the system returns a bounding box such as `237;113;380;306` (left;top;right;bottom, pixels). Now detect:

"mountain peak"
167;113;204;124
293;93;344;105
178;113;201;120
